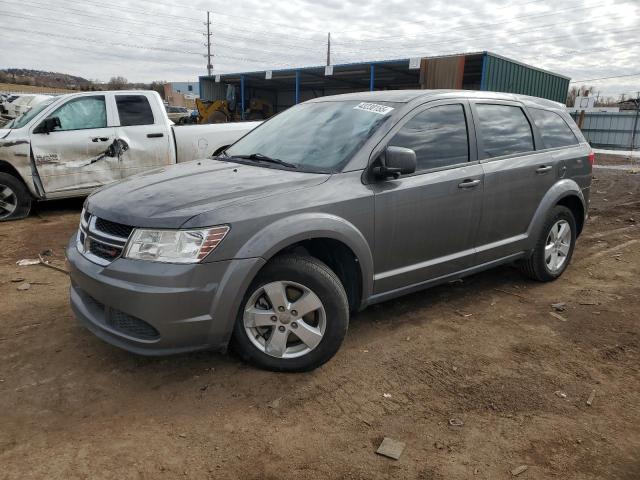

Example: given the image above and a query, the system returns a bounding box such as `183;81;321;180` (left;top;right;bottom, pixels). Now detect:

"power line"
570;73;640;83
333;0;551;34
332;12;631;55
0;10;201;45
3;0;200;33
111;0;330;35
334;0;621;44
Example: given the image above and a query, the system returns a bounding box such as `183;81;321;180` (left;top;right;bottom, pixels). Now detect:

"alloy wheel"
0;184;18;220
243;280;326;359
545;219;572;273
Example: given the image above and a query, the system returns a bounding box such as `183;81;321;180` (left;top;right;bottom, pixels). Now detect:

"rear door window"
116;95;155;126
476;104;534;158
389;104;469;172
530;108;579;148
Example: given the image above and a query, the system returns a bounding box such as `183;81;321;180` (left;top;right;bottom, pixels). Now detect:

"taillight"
588;151;595;166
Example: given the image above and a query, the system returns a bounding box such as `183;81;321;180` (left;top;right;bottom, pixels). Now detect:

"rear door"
372;100;484;294
114;94;172;179
471;101;558;263
30;94;120;194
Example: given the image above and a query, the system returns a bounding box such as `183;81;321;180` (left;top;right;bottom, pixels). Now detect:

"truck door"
113;94;172;179
29;94;120;194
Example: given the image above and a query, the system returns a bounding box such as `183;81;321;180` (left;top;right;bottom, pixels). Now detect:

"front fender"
235;213;375;306
526;179;586;248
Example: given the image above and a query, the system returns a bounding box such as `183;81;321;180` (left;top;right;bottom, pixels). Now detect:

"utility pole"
205;11;213;77
326;32;331;66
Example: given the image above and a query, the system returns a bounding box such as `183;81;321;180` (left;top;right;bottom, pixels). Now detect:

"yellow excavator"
195;97;273;124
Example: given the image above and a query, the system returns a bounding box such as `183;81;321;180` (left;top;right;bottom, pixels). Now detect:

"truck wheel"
232;254;349;372
518;205;576;282
0;173;32;221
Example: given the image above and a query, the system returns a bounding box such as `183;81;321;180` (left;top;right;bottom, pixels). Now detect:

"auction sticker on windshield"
353;102;394;115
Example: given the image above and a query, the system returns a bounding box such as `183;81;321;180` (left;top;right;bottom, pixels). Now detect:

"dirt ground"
1;158;639;479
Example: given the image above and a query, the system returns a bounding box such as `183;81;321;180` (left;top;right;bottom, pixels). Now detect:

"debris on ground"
16;256;69;275
494;288;527;300
554;390;568;398
551;302;567;311
579;300;599;305
16;259;40;266
38;254;69;275
511;465;528;476
549;312;568;322
16;282;31;291
376;437;405;460
382;393;392;398
448;418;464;427
587;389;596;406
10;278;25;283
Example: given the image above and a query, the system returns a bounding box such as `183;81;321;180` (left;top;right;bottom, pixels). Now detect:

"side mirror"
374;146;417;179
35;116;61;134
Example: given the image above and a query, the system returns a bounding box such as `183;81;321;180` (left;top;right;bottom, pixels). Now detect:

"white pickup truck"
0;90;259;220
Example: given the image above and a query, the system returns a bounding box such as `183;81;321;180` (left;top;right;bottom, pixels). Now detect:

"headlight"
123;226;230;263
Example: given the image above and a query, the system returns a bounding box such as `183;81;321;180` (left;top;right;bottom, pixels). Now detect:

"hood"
88;160;330;228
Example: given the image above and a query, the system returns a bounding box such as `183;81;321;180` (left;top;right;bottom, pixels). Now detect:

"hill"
0;69;91;89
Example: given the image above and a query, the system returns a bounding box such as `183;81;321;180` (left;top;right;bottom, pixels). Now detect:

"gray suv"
67;90;592;371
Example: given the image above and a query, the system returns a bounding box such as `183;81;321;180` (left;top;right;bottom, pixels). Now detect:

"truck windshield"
224;100;397;172
4;98;56;129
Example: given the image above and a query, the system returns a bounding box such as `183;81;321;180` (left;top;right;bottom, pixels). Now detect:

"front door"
373;101;483;294
30;95;120;194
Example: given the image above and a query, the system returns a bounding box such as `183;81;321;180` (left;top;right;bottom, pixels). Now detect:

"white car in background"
4;94;53;119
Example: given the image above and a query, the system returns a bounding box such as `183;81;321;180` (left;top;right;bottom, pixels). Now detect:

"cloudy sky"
1;0;639;98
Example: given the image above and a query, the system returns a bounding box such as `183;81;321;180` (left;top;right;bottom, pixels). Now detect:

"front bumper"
67;234;265;355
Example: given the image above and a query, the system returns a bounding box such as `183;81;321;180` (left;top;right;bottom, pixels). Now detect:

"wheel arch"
527;179;586;245
234;213;374;311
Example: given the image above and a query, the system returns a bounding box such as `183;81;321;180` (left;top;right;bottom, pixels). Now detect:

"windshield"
4;98;56;129
224;100;397;172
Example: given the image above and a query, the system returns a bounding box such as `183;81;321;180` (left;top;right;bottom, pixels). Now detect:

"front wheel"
518;205;576;282
0;173;32;221
231;254;349;372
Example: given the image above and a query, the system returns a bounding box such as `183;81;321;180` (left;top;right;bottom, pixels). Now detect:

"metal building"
199;51;570;119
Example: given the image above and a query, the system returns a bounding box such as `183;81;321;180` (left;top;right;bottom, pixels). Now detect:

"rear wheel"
0;173;32;221
518;205;576;281
232;254;349;372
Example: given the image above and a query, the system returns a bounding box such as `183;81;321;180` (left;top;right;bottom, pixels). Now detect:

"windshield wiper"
231;153;298;169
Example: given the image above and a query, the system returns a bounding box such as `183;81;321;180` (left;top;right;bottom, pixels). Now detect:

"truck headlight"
123;226;230;263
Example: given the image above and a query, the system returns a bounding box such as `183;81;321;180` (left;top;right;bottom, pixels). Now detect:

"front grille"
95;218;134;239
89;239;122;261
107;309;160;340
79;214;135;265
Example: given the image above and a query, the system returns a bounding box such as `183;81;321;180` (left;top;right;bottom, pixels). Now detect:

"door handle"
91;137;110;142
536;165;553;174
147;133;164;138
458;179;481;189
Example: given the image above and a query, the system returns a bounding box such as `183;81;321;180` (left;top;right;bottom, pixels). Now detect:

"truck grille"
79;213;134;266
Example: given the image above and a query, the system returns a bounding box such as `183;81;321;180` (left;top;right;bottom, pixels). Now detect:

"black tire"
0;172;32;221
231;254;349;372
518;205;576;282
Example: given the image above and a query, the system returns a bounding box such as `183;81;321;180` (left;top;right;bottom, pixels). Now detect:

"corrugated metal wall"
482;53;570;103
570;111;640;150
199;78;228;102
